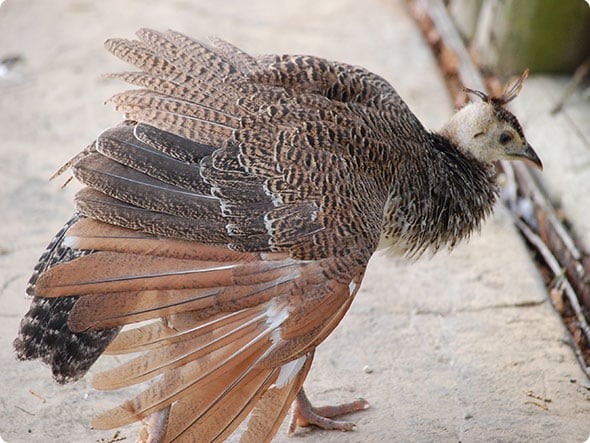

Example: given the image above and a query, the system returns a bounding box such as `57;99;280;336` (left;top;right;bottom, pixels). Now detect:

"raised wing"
35;217;361;441
17;29;394;441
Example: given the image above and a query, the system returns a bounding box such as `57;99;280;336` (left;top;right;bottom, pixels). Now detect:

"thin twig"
551;57;590;114
14;405;35;416
29;389;46;403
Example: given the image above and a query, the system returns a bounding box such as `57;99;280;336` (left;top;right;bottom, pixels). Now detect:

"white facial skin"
440;101;542;169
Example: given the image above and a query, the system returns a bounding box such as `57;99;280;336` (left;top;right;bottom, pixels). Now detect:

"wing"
37;217;361;441
19;29;392;441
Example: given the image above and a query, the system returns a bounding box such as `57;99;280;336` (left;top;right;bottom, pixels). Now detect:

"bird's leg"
288;387;370;434
136;405;170;443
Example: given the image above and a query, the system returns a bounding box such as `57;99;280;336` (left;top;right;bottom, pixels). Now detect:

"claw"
288;388;370;435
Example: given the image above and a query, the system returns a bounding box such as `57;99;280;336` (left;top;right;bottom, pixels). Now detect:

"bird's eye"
499;131;513;145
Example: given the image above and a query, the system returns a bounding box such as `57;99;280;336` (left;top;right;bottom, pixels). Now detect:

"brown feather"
93;307;269;390
68;273;301;332
74;188;230;243
164;368;277;442
36;252;239;297
241;352;313;443
65;218;253;261
104;38;189;84
91;301;283;429
108;90;240;129
103;308;263;355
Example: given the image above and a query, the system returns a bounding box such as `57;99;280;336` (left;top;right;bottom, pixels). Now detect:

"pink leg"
288;388;370;435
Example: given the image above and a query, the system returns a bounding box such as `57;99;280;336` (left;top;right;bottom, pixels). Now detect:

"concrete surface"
0;0;589;442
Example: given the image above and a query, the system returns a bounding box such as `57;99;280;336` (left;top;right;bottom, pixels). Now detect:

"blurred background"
449;0;590;75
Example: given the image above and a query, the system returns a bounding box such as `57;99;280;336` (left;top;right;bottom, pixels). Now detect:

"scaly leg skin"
136;406;170;443
288;387;370;435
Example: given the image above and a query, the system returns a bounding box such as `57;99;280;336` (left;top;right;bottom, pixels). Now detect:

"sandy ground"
1;1;589;442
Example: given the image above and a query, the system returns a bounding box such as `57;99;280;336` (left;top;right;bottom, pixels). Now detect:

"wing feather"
240;353;313;443
103;309;257;355
74;188;230;243
91;299;285;429
93;308;269;390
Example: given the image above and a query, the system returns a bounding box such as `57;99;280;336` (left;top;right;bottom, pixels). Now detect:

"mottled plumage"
15;29;540;442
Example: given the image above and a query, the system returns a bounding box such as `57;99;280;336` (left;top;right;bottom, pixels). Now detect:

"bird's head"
440;70;542;170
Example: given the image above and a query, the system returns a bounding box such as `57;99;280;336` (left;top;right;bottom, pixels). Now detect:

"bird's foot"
136;406;170;443
288;387;369;435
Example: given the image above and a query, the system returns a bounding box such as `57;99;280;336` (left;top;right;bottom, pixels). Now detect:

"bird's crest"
464;69;529;106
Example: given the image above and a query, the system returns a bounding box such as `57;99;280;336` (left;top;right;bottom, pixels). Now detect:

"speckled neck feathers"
379;131;499;256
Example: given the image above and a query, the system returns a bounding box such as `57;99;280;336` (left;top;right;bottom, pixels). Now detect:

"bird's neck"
438;103;494;162
378;132;499;256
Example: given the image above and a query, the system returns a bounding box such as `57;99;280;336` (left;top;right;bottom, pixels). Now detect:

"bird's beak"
512;143;543;170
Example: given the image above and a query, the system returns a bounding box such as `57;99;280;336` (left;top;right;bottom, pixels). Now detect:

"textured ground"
0;0;589;442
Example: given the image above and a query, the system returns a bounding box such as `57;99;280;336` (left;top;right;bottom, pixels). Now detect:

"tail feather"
14;215;120;383
19;201;364;439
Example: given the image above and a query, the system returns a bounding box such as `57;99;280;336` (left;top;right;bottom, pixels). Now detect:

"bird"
14;28;542;443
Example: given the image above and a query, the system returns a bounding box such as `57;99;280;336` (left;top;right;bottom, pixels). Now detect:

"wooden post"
471;0;590;74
